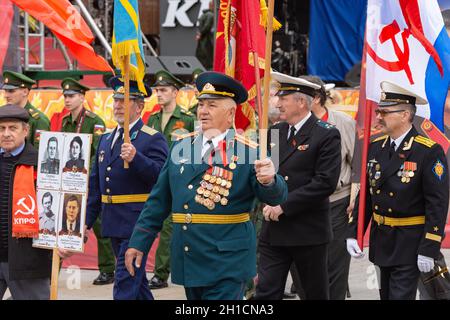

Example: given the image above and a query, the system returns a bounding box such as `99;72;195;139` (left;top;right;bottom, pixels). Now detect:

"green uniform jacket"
25;102;50;149
60;108;106;170
129;130;288;287
147;105;195;147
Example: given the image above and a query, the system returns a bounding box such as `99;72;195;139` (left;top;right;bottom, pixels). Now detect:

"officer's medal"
398;161;417;183
196;166;233;210
99;150;105;163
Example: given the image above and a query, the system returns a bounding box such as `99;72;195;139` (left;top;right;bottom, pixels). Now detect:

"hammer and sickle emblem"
367;20;414;85
14;195;36;216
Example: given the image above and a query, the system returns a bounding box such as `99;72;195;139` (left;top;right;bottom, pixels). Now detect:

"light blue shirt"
0;142;25;156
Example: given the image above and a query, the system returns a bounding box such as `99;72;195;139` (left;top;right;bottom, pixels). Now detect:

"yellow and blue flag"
112;0;146;94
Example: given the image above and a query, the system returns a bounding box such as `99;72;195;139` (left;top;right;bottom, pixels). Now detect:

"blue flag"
112;0;146;94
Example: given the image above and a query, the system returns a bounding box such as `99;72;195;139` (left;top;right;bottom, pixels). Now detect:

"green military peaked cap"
191;68;204;84
2;70;36;90
153;70;184;89
61;78;90;95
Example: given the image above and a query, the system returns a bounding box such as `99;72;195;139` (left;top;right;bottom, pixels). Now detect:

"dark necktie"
112;128;124;150
389;141;396;159
202;140;215;162
287;126;296;146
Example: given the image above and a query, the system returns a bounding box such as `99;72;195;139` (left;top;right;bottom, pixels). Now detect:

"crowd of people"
0;66;448;301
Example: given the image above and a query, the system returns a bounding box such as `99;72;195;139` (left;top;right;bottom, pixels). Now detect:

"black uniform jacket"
349;127;449;266
260;114;342;246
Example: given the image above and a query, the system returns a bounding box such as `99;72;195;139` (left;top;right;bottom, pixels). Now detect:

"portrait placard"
33;131;91;252
33;190;60;249
37;134;64;190
61;134;91;192
57;193;86;252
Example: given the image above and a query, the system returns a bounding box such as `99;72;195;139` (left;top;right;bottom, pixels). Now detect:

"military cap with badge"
378;80;427;107
153;70;184;89
270;71;321;97
109;76;152;100
61;77;90;95
196;71;248;104
2;70;36;90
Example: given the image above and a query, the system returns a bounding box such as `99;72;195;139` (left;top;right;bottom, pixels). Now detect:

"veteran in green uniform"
146;70;196;290
125;71;288;300
2;70;50;148
59;78;115;285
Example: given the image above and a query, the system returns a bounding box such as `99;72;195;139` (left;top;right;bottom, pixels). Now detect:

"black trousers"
379;264;420;300
290;197;351;300
255;240;329;300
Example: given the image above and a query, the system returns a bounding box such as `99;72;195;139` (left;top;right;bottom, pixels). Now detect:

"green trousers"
153;215;172;281
92;216;115;274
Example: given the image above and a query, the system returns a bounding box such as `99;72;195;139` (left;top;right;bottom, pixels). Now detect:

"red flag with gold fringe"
214;0;277;131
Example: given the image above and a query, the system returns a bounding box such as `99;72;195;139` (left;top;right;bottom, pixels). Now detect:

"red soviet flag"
10;0;112;72
214;0;266;131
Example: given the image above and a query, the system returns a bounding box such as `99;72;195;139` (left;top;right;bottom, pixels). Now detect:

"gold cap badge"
203;83;216;92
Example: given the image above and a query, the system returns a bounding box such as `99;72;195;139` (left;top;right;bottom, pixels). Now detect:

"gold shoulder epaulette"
175;131;198;141
140;125;158;136
235;134;258;149
371;135;388;143
85;110;97;119
414;135;436;148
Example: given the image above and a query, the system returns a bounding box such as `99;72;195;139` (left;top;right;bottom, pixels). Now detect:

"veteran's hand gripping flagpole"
260;0;275;159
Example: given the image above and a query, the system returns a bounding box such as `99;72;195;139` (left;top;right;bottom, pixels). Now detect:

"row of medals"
397;163;415;183
195;165;234;210
369;163;381;187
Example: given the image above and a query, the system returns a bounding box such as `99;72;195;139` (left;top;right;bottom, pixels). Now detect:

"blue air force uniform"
86;77;168;300
128;72;288;300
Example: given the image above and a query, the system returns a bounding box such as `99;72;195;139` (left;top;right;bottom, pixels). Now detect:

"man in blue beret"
85;77;168;300
125;71;288;300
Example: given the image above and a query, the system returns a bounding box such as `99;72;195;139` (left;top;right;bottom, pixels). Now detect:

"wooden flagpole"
260;0;275;159
123;55;130;169
50;248;60;300
253;52;263;129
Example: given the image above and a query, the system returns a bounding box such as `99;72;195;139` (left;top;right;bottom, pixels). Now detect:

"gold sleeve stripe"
425;232;442;243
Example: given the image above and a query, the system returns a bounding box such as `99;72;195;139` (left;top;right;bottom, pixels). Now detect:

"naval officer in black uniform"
346;81;449;300
255;72;342;300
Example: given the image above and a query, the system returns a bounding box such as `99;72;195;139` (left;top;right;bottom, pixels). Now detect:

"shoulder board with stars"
140;125;158;136
316;120;335;129
175;131;199;141
371;135;388;144
85;110;97;119
414;135;436;148
235;134;258;149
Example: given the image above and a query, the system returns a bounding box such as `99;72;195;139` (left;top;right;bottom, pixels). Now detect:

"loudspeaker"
158;56;206;83
144;56;206;85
